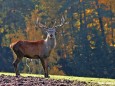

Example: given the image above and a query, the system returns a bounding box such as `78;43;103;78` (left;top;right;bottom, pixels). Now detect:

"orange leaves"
106;33;112;46
31;10;39;22
9;29;26;43
98;0;108;4
25;9;43;41
86;9;93;15
80;0;83;2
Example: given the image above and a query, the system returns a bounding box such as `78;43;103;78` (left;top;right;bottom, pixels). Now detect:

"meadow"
0;72;115;86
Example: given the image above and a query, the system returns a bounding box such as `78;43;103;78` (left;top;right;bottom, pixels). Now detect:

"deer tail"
10;43;13;49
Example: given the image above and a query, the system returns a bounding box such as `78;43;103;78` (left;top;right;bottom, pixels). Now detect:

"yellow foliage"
2;28;26;46
86;9;93;15
49;66;65;75
0;28;4;33
87;35;92;40
90;41;95;45
87;23;93;28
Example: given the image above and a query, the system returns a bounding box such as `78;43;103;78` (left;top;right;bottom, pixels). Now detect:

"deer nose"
50;34;53;37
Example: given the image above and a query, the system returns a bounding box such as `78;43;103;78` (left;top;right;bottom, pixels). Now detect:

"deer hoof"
45;75;50;78
16;73;20;77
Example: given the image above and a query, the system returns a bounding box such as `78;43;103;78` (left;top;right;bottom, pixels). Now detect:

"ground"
0;73;114;86
0;74;100;86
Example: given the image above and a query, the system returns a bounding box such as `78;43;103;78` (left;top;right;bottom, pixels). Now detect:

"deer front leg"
40;58;49;78
13;58;22;77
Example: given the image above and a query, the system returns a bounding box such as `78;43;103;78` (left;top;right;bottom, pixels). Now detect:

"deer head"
36;16;68;38
46;28;56;39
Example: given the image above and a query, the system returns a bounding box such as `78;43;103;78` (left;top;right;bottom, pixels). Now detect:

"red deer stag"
10;17;65;78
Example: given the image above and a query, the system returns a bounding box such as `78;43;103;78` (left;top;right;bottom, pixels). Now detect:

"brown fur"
10;40;49;77
10;28;56;78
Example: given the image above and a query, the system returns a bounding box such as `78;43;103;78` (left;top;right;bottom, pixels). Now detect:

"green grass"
0;72;115;85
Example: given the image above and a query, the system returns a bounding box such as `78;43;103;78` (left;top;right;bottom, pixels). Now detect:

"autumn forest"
0;0;115;78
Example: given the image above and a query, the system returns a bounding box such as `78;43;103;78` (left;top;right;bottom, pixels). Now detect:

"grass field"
0;72;115;86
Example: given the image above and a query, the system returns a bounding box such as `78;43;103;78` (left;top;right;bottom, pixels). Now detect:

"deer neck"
45;37;56;50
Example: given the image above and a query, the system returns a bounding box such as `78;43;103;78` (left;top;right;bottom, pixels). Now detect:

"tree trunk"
95;0;107;49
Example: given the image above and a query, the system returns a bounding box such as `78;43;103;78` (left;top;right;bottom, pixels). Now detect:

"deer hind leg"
13;50;23;77
40;58;49;78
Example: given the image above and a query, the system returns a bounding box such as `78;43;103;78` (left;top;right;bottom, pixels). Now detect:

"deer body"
10;16;65;78
10;28;56;78
11;39;55;59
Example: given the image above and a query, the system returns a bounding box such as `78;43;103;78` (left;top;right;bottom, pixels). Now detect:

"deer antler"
35;17;48;37
53;15;69;28
36;17;47;28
